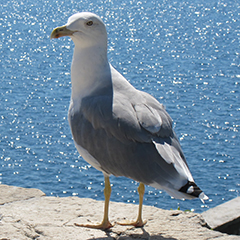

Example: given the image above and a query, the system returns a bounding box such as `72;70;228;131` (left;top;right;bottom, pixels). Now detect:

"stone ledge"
0;184;239;240
202;197;240;235
0;184;45;205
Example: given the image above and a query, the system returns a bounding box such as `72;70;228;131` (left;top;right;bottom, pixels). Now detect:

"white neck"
70;45;111;109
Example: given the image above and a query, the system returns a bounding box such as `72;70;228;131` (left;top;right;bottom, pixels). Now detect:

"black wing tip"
179;181;208;202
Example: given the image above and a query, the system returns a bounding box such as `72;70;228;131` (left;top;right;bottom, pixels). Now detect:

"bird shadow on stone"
87;227;178;240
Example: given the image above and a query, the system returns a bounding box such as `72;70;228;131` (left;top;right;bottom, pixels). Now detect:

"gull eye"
86;21;93;26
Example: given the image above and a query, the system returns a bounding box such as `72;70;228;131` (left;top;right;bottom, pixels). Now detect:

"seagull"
50;12;208;230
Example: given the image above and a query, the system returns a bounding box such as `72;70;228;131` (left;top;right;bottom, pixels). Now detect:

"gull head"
50;12;108;48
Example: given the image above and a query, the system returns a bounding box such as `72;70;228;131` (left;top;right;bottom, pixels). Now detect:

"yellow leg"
117;182;147;227
75;175;114;230
135;182;147;227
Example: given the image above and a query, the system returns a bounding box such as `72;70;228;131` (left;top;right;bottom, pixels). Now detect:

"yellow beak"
50;25;76;39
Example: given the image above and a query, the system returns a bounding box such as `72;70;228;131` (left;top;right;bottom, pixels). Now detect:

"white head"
50;12;111;102
51;12;108;49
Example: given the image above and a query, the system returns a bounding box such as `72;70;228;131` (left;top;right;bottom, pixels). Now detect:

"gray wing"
79;89;174;143
70;84;192;188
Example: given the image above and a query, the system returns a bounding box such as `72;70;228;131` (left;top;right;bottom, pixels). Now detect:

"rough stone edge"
1;184;240;240
0;184;46;205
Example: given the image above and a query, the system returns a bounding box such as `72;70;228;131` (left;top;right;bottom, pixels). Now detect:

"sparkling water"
0;0;239;213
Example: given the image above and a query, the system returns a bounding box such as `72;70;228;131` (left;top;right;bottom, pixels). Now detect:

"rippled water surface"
0;0;239;213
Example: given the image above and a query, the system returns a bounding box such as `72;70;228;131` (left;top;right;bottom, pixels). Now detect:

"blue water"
0;0;239;213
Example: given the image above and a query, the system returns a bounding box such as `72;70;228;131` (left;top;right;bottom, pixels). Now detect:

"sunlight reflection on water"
0;0;239;212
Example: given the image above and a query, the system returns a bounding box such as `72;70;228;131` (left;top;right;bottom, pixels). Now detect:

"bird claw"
74;221;114;230
117;219;147;227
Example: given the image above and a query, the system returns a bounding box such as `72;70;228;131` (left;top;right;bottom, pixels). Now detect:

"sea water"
0;0;239;213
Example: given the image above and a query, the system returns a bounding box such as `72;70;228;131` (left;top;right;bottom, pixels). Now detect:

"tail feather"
199;192;209;203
